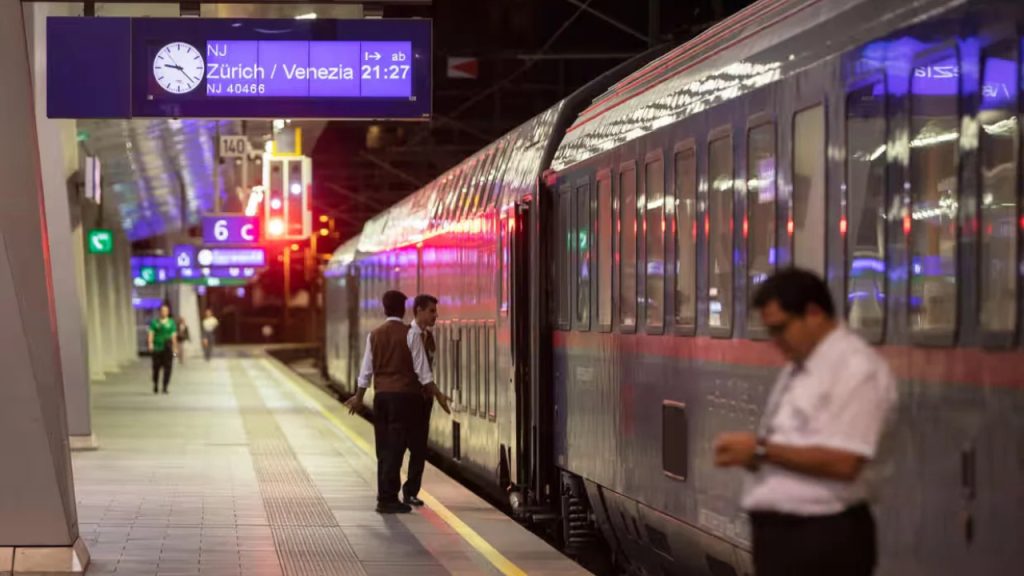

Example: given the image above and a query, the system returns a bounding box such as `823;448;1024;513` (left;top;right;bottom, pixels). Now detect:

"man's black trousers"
373;392;421;504
151;348;173;391
403;395;433;500
750;503;876;576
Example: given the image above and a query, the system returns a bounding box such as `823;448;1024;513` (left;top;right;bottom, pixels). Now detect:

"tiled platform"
73;353;589;576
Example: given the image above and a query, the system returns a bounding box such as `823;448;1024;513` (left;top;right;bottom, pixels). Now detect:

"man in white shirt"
344;290;449;514
403;294;439;507
714;268;897;576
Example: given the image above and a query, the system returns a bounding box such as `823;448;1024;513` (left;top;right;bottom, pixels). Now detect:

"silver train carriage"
326;0;1024;574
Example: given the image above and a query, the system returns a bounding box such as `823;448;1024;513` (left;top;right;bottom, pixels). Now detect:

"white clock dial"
153;42;205;94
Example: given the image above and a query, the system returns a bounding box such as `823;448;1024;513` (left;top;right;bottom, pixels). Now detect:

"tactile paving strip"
231;363;368;576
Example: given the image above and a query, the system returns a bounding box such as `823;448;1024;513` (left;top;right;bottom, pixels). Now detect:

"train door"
508;197;539;507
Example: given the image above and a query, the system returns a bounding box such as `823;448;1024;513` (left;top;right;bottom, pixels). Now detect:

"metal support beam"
562;0;649;43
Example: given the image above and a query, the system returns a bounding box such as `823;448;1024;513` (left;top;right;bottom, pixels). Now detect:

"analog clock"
153;42;205;94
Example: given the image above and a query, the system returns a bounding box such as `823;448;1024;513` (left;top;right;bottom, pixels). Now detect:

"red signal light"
268;218;285;237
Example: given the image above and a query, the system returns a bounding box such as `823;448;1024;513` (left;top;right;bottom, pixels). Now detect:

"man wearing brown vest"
403;294;439;506
345;290;450;514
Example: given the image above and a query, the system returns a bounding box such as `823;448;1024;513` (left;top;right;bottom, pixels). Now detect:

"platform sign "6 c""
202;214;260;245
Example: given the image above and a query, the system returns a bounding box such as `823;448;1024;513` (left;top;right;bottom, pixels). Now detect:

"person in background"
176;316;191;364
403;293;439;507
201;308;219;362
713;268;897;576
344;290;450;514
147;304;178;394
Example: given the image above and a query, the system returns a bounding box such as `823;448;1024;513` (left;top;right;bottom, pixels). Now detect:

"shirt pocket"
779;383;832;437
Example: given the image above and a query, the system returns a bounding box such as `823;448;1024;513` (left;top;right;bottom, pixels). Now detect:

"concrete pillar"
24;2;95;451
116;230;136;364
0;1;89;572
101;249;122;373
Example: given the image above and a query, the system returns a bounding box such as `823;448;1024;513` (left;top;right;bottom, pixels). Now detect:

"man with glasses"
713;268;897;576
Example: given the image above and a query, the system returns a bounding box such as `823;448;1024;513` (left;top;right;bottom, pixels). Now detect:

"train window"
979;42;1018;340
577;181;592;329
473;324;481;415
909;49;959;340
488;323;497;420
845;77;888;343
482;323;491;418
675;146;697;329
793;105;826;277
646;155;666;332
747;123;776;333
708;134;734;333
620;165;638;330
597;173;613;329
557;187;572;330
500;213;509;316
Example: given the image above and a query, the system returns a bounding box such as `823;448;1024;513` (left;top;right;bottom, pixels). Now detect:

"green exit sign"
87;229;113;254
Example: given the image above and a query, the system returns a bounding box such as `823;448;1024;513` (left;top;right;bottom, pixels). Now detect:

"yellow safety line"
262;359;528;576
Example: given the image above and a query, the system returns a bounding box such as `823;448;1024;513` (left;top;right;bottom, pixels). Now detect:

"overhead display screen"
48;17;432;120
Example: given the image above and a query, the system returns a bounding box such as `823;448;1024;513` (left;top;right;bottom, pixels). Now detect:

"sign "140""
202;215;260;245
219;135;250;158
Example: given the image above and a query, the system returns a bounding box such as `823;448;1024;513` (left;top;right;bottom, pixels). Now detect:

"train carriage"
326;0;1024;573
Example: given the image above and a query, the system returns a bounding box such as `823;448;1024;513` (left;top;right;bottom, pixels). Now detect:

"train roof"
551;0;956;170
355;101;566;253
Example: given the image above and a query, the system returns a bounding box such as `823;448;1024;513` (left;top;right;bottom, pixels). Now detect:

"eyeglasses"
765;316;795;337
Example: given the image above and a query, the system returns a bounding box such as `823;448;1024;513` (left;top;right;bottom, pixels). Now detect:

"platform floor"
73;352;589;576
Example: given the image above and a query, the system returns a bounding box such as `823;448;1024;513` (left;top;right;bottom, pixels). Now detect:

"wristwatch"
752;437;768;470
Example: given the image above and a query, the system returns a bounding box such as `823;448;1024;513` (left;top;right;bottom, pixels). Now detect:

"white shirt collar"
386;316;404;323
798;323;846;374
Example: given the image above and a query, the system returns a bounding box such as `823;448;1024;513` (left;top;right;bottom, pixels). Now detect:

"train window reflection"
845;78;887;343
620;166;638;329
909;50;959;339
557;189;572;329
793;105;826;276
577;182;592;328
598;175;613;328
646;157;666;330
979;44;1018;337
708;135;733;333
747;123;776;333
675;147;697;328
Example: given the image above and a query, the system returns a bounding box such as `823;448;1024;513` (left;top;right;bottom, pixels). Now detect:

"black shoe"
153;388;158;394
375;502;412;514
162;389;169;394
403;496;425;507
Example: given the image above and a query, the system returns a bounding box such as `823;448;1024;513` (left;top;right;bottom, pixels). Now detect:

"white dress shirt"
741;323;898;515
356;317;435;389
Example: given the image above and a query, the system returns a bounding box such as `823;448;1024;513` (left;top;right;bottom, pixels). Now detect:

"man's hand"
434;391;451;415
714;432;757;468
424;383;451;415
344;396;364;415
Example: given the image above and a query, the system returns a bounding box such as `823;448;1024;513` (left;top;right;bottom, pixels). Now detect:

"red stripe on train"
551;331;1024;388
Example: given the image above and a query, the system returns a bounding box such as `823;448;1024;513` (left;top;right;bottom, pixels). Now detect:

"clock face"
153;42;205;94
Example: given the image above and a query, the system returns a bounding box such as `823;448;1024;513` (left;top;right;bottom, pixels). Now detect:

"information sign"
173;244;197;268
48;17;432;120
202;215;260;244
196;247;266;268
87;229;114;254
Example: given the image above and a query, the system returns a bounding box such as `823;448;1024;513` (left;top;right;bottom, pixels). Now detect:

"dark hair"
381;290;408;318
752;268;835;318
413;294;438;313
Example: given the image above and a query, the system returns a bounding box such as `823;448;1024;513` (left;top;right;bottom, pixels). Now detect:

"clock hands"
165;54;197;84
